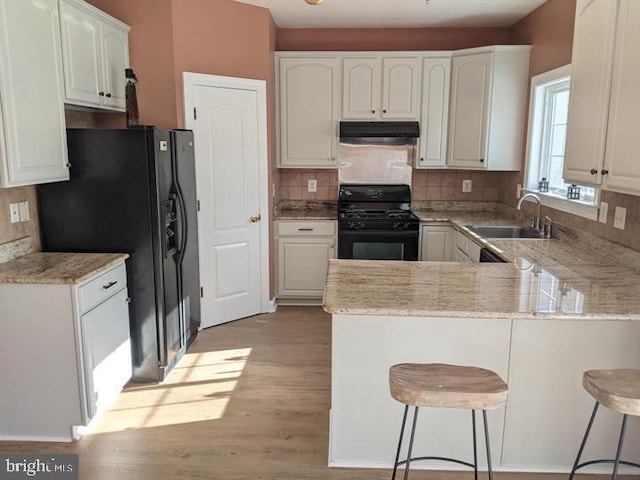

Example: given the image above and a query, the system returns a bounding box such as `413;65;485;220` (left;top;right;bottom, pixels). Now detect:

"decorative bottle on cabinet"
125;68;139;127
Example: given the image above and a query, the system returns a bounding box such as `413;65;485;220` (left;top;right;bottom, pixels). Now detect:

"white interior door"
184;73;270;329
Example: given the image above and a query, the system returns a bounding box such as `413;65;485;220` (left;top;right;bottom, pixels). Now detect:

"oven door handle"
339;229;418;237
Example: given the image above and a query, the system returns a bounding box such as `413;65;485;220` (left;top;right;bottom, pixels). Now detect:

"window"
524;65;598;220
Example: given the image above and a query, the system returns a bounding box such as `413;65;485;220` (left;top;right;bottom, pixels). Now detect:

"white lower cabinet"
419;223;455;261
454;229;481;262
0;262;132;441
276;221;336;301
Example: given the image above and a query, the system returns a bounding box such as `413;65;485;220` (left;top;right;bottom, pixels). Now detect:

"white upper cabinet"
342;55;421;120
448;46;530;170
278;56;340;168
565;0;640;195
59;0;130;111
98;20;129;110
0;0;69;187
342;58;381;119
417;57;451;168
603;0;640;195
563;0;618;186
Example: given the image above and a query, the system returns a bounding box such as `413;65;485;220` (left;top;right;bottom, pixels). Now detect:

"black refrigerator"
37;127;200;383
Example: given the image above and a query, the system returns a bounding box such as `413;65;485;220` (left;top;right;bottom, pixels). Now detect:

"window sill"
521;190;598;221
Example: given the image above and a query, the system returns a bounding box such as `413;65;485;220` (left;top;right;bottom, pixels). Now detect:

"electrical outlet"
462;179;472;193
18;201;30;222
614;206;626;230
598;202;608;224
308;179;317;193
516;184;522;199
9;203;20;223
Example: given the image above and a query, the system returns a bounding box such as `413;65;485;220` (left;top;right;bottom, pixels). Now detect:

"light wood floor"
1;306;636;479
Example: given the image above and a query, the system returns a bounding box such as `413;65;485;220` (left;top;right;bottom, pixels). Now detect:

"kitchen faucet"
517;192;542;231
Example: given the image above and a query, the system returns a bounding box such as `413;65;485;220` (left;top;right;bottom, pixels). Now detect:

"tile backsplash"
279;169;339;201
0;186;40;252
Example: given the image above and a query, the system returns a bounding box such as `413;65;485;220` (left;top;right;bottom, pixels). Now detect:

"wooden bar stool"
569;369;640;480
388;363;508;480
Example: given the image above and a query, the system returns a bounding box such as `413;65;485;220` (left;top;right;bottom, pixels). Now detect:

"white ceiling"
234;0;548;28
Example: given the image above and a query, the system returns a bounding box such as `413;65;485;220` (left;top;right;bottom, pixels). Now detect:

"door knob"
250;214;261;223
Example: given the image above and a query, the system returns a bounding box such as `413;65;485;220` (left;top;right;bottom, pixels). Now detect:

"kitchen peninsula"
323;216;640;473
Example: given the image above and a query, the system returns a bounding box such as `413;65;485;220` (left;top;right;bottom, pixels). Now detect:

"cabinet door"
381;57;421;119
0;0;69;187
448;53;492;169
59;0;102;106
564;0;618;185
100;20;129;110
420;225;454;261
342;58;381;119
277;237;336;297
602;0;640;195
279;58;340;168
417;58;450;168
80;288;132;420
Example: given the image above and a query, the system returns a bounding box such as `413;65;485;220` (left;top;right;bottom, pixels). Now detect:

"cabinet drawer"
277;221;336;237
77;263;127;314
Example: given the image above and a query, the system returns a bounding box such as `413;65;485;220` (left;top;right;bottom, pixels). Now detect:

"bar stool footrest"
573;459;640;472
395;456;476;470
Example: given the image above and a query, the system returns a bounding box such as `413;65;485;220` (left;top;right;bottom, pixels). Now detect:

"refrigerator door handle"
175;183;188;266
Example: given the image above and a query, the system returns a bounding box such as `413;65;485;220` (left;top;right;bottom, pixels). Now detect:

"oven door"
338;229;419;261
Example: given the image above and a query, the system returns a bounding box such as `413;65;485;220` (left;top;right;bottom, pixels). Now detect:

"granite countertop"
324;210;640;321
274;201;337;220
0;252;129;285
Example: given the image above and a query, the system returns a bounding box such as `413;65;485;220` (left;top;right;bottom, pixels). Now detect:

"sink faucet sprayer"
516;193;553;238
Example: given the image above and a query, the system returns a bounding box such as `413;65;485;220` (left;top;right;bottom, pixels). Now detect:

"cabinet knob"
371;110;376;114
479;158;484;163
601;169;609;176
330;243;335;249
98;91;105;96
382;109;387;113
66;163;71;168
590;168;598;175
105;93;112;98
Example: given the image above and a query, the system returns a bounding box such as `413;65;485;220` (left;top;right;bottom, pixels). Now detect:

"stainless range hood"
339;121;420;146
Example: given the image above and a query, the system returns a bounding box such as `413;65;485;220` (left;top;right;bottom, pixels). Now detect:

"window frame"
523;64;599;221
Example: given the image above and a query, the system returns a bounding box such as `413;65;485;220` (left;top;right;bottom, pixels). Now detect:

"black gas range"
337;184;419;261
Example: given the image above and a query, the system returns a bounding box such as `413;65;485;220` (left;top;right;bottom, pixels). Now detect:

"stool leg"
391;405;409;480
569;401;600;480
472;410;478;480
612;414;628;480
403;407;420;480
482;410;493;480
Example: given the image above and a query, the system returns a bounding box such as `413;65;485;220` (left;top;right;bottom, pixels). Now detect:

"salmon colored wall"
510;0;575;77
277;27;511;51
87;0;178;129
170;0;275;129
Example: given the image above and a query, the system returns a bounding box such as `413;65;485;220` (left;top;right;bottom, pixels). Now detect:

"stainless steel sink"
466;225;545;239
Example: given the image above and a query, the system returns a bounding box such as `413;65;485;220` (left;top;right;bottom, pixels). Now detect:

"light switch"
462;180;472;193
613;206;626;230
18;201;30;222
308;179;317;193
598;202;608;224
9;203;20;224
